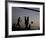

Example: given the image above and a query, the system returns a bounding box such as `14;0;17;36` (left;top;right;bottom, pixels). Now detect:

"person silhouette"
25;16;27;29
25;16;29;29
16;17;21;30
27;16;29;25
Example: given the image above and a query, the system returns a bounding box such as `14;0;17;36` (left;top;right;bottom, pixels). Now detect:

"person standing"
25;16;29;29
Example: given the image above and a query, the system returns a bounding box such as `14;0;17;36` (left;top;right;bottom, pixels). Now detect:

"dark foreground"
12;25;40;31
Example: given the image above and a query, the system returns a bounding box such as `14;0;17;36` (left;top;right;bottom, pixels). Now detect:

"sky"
12;7;40;29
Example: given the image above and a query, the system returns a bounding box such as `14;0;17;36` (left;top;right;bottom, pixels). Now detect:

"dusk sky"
12;7;40;29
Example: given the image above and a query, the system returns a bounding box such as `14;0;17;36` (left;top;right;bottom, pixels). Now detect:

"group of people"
12;16;33;31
